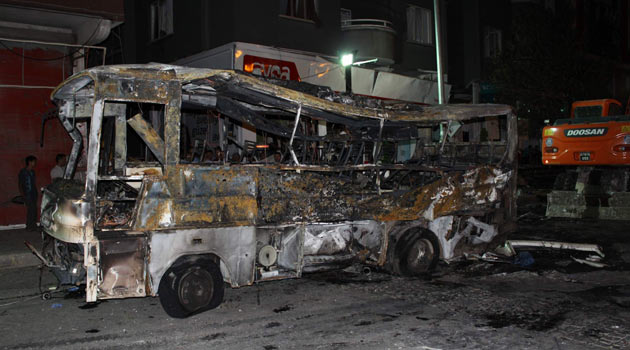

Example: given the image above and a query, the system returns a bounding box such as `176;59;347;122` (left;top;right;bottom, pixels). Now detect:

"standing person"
18;155;38;231
50;153;66;181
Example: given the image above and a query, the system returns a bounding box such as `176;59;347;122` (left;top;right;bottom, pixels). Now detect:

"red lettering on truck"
243;55;301;81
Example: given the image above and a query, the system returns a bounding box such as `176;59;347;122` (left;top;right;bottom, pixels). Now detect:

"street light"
341;53;353;66
340;52;377;93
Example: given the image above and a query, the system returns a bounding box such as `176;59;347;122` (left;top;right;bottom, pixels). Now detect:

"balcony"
341;19;396;66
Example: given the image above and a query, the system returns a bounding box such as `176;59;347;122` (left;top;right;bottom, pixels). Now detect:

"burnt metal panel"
114;112;127;174
94;77;173;104
215;97;293;138
85;99;104;203
148;226;257;292
58;101;83;180
99;236;148;299
127;113;165;164
363;166;513;222
39;185;89;243
257;168;361;223
133;164;512;230
256;165;512;224
164;87;182;169
133;167;258;230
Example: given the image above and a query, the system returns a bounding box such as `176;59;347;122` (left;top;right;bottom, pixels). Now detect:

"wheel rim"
405;238;435;275
178;267;214;313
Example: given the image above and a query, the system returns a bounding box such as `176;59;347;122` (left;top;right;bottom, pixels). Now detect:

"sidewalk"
0;228;42;269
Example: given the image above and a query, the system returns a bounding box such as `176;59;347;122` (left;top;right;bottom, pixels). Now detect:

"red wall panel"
0;46;24;85
0;46;73;226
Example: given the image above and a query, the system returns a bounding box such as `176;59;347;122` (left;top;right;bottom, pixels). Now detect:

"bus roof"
52;64;514;124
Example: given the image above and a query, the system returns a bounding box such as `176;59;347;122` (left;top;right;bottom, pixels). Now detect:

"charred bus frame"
37;64;517;318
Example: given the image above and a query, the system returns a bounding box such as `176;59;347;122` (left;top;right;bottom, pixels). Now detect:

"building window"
150;0;173;41
340;8;352;25
284;0;319;22
407;5;433;45
484;27;502;58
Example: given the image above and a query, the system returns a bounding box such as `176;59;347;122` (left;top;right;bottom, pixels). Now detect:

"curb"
0;252;40;270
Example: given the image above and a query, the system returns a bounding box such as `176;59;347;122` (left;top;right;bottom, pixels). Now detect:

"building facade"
447;0;630;104
118;0;446;76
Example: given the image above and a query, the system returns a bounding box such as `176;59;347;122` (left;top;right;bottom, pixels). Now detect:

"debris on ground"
571;256;607;268
507;240;605;258
513;251;535;267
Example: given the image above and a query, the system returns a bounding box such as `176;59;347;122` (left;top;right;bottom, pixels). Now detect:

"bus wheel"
395;231;440;276
158;259;224;318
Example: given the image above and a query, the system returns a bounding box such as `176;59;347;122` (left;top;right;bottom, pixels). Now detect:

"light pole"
433;0;444;105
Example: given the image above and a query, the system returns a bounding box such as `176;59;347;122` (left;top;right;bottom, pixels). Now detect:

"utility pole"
433;0;444;105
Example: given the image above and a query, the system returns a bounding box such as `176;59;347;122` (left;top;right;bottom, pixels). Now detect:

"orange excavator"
542;98;630;219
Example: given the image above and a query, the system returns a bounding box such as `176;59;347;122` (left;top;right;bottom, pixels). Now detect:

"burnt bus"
37;64;517;318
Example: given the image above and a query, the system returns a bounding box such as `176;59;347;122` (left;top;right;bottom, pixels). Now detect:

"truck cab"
570;99;624;119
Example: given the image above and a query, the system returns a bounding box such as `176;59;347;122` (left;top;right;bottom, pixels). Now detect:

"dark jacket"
18;168;37;200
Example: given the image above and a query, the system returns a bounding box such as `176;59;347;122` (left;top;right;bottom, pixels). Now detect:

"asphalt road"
1;256;629;350
1;216;630;350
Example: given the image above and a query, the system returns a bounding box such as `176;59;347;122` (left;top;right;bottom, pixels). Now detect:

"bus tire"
393;230;440;277
158;259;224;318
